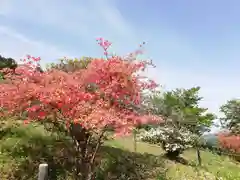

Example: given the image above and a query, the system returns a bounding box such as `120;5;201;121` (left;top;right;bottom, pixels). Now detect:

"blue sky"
0;0;239;132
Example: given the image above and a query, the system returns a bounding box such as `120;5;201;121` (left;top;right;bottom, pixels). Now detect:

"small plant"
139;126;196;158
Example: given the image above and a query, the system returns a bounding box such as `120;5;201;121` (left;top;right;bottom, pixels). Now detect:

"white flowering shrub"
138;126;197;155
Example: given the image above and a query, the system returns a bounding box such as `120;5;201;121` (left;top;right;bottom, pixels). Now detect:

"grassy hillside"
0;123;239;180
106;137;240;180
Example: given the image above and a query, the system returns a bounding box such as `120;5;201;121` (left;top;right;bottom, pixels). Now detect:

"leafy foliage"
0;46;160;135
140;87;215;158
0;55;18;80
0;38;161;179
146;87;215;134
0;55;17;70
220;99;240;134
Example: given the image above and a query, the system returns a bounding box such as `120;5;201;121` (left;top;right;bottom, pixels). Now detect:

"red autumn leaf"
0;38;163;136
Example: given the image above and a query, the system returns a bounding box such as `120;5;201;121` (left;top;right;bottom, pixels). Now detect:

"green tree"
0;55;17;69
144;87;215;164
0;55;18;80
147;87;215;134
220;99;240;134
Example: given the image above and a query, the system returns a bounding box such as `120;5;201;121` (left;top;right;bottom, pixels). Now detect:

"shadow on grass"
1;138;74;180
96;146;167;180
163;154;190;166
0;124;74;180
162;151;194;167
8;145;167;180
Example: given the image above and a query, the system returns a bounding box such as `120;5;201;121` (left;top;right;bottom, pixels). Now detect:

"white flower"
138;126;196;153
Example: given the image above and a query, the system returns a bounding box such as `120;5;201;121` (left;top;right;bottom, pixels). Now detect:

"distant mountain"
201;133;219;148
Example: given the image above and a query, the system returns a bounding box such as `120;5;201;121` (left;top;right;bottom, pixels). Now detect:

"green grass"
0;122;239;180
106;137;240;180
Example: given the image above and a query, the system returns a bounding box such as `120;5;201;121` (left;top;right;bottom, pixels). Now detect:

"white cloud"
0;0;88;34
0;0;136;41
91;0;135;37
0;26;71;66
0;0;136;62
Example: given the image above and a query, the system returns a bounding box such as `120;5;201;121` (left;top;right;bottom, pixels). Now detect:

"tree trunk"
197;148;202;166
133;130;137;152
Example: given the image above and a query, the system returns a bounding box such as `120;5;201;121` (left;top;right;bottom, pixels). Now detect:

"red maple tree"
0;38;162;179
